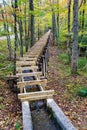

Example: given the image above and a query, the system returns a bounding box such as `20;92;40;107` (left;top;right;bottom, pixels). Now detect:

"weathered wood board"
18;90;54;101
16;72;42;79
17;79;47;88
19;57;37;62
16;61;36;67
16;66;38;73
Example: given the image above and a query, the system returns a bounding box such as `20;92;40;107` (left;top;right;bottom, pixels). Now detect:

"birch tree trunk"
3;0;12;61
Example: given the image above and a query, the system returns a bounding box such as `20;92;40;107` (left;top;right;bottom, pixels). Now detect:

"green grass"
0;39;14;77
78;57;87;70
0;97;3;102
58;53;87;74
58;53;68;63
0;104;4;110
0;85;3;89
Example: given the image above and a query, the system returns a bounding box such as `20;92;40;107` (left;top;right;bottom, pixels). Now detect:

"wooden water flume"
16;30;54;101
7;30;76;130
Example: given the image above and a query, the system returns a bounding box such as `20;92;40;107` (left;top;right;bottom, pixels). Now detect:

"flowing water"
31;108;61;130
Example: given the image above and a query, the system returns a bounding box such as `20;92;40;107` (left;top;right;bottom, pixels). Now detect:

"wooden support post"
47;45;50;62
45;49;48;73
42;56;46;78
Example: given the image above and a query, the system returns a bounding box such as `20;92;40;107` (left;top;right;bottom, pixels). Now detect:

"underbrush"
0;40;13;78
57;52;87;98
58;53;87;74
78;57;87;72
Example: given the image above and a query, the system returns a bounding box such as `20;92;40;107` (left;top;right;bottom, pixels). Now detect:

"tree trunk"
18;20;23;57
67;0;71;63
6;25;12;60
3;0;12;61
29;0;34;47
71;0;78;73
24;2;28;52
52;9;56;45
38;19;40;40
1;10;7;32
82;0;86;32
56;0;60;55
13;0;18;75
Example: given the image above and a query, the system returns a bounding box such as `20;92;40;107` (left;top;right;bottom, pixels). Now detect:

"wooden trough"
7;30;76;130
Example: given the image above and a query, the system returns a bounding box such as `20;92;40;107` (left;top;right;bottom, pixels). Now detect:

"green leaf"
15;122;20;130
78;88;87;97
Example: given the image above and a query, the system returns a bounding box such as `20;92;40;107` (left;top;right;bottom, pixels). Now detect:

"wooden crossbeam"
17;79;47;87
18;90;54;101
19;57;37;62
16;61;36;67
23;55;38;58
17;79;47;92
16;72;42;79
16;66;38;73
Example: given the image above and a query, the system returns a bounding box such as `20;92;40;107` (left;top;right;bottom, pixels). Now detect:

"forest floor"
0;40;22;130
46;46;87;130
0;79;22;130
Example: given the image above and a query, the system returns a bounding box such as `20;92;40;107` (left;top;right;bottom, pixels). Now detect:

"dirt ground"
0;79;22;130
46;46;87;130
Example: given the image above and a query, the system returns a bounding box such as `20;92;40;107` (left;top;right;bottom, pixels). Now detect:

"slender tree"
82;0;86;32
18;19;23;57
56;0;60;55
52;0;56;45
24;1;29;52
71;0;78;73
29;0;34;47
3;0;12;60
13;0;18;75
67;0;71;63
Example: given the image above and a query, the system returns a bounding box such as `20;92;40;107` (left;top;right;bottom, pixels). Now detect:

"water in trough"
31;108;61;130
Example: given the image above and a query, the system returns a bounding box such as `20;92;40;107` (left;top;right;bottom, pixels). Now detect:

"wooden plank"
20;95;53;102
18;90;54;101
23;55;38;58
19;57;37;62
16;66;38;73
18;90;54;98
16;72;42;78
17;79;47;88
16;61;36;67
